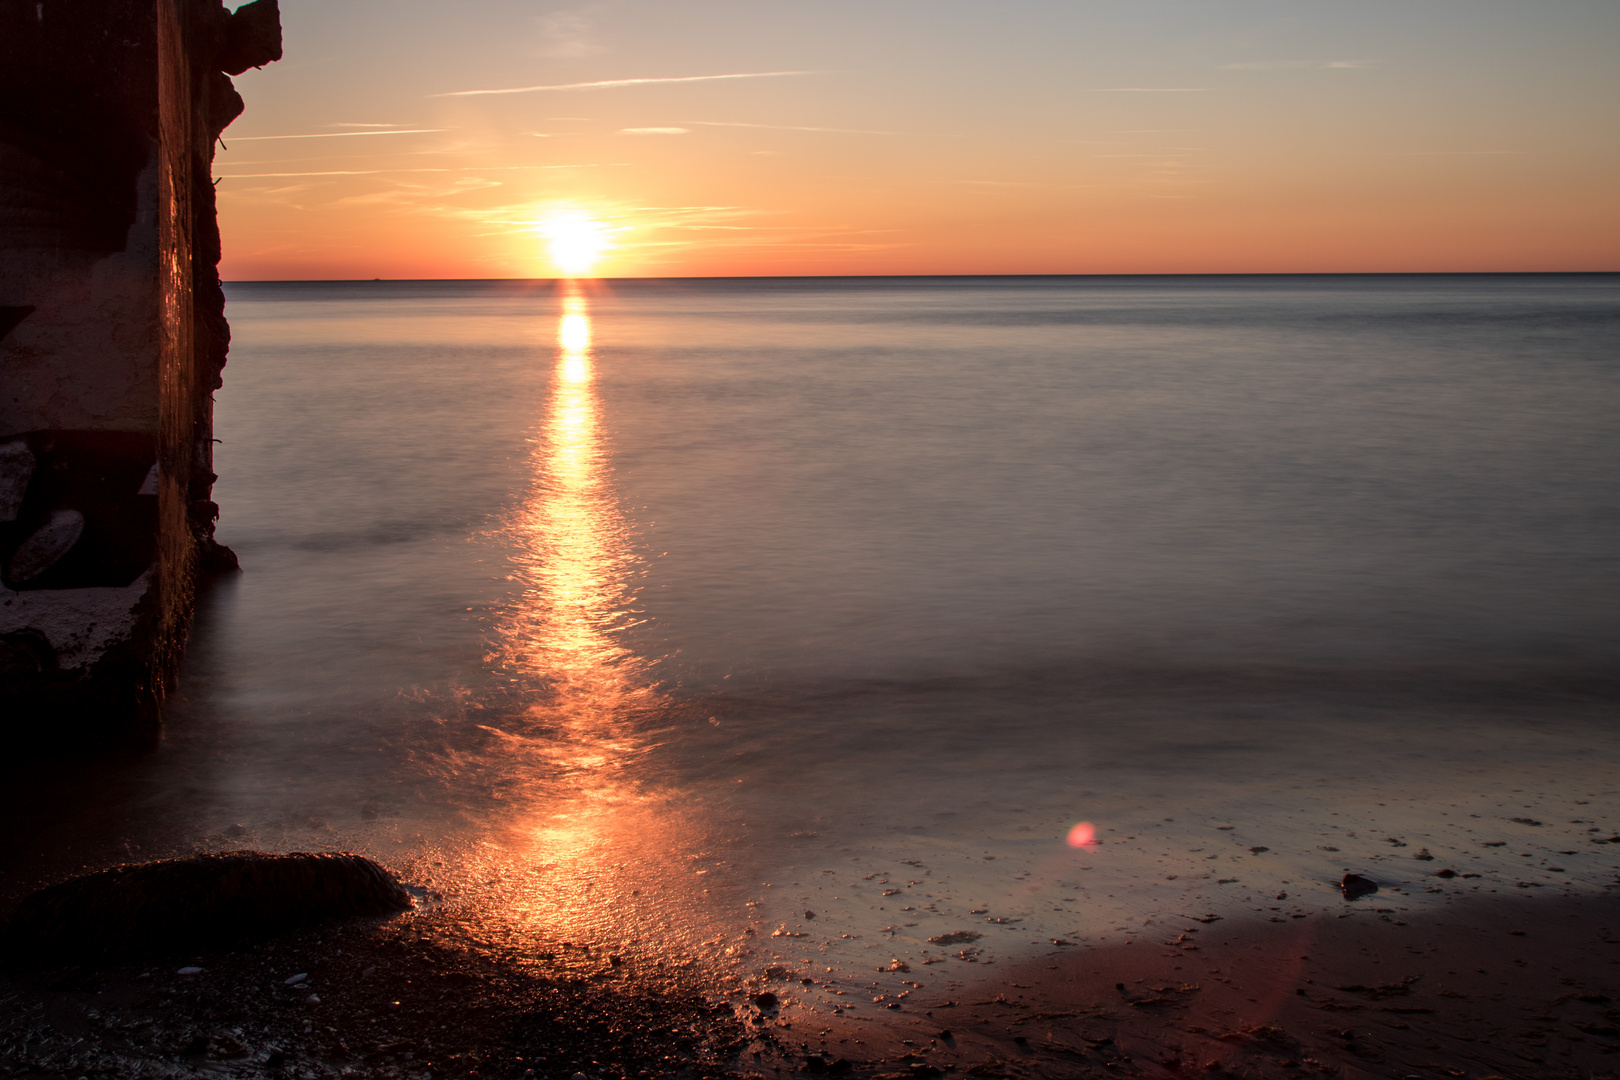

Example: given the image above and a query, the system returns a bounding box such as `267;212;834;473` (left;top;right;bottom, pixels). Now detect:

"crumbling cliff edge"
1;0;282;743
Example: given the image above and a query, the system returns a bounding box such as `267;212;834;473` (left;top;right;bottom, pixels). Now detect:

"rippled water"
7;274;1619;1005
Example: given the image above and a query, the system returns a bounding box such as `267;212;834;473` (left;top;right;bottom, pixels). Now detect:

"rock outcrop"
0;0;282;743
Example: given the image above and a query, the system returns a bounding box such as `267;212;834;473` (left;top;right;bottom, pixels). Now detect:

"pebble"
177;967;203;976
570;1072;586;1080
305;994;321;1005
1341;873;1378;899
284;973;309;986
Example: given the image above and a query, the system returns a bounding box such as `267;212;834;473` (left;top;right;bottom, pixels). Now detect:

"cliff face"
0;0;281;743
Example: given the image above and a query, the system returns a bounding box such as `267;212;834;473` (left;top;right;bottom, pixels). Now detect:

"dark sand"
4;888;1617;1079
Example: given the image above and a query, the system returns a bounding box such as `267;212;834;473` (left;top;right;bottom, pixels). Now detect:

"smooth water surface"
9;275;1620;1004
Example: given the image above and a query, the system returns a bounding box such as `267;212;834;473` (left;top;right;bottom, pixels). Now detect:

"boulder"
3;851;411;966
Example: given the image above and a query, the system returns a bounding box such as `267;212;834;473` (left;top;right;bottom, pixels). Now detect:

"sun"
539;210;610;277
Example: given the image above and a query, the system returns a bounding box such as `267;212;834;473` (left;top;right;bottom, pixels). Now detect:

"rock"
3;851;412;966
752;991;778;1009
177;966;203;975
0;439;34;521
925;931;981;945
1413;848;1434;861
7;508;85;583
1340;873;1378;899
304;994;320;1004
284;973;308;985
1435;869;1457;878
216;0;283;75
804;910;816;919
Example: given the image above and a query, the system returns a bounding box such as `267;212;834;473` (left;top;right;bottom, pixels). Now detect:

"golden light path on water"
475;286;725;960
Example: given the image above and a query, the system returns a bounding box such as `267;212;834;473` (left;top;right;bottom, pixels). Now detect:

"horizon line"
222;270;1619;284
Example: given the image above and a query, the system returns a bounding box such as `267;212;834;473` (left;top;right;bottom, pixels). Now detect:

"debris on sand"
1340;874;1378;899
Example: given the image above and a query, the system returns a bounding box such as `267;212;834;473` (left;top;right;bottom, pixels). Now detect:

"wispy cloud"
682;119;899;136
221;169;442;178
227;129;445;141
218;164;628;179
535;10;602;59
1381;150;1521;156
621;127;689;135
1090;88;1207;93
1222;60;1374;70
434;71;818;98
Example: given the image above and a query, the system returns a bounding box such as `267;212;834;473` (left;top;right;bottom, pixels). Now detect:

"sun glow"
539;210;610;277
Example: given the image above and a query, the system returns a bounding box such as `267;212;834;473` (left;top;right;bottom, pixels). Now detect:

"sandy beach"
5;879;1618;1079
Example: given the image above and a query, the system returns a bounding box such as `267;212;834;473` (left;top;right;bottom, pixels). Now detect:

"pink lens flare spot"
1067;821;1097;848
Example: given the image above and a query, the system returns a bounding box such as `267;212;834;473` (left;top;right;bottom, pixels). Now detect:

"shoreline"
5;888;1617;1079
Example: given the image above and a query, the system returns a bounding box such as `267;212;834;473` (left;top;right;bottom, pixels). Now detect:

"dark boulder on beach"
3;851;411;966
1340;873;1378;899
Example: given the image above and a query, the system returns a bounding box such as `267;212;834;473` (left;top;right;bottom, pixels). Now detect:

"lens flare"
1067;821;1097;847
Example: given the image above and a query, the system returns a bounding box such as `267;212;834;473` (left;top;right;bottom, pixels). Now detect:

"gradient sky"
219;0;1620;279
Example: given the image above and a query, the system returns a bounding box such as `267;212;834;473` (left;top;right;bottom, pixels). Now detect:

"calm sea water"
8;275;1620;995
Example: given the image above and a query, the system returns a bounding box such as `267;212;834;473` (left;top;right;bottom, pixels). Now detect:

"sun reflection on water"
501;288;645;703
474;287;739;958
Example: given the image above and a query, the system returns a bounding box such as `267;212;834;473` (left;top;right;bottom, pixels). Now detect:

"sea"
6;274;1619;1006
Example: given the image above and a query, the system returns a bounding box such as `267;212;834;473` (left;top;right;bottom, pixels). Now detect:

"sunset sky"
219;0;1620;279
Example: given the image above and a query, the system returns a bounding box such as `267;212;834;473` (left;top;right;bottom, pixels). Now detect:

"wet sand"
5;885;1617;1079
0;902;746;1080
752;891;1620;1079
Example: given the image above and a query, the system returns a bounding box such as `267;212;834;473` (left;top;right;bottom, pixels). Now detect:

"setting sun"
539;211;610;278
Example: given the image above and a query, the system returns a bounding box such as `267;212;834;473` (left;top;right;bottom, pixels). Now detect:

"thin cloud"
329;122;404;128
227;129;445;141
1091;88;1207;93
219;163;628;178
219;169;448;177
1382;150;1521;156
434;71;818;98
621;127;689;135
683;119;899;136
535;10;601;59
1222;60;1374;70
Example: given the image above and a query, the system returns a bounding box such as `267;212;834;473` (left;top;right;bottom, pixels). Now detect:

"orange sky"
218;0;1620;279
